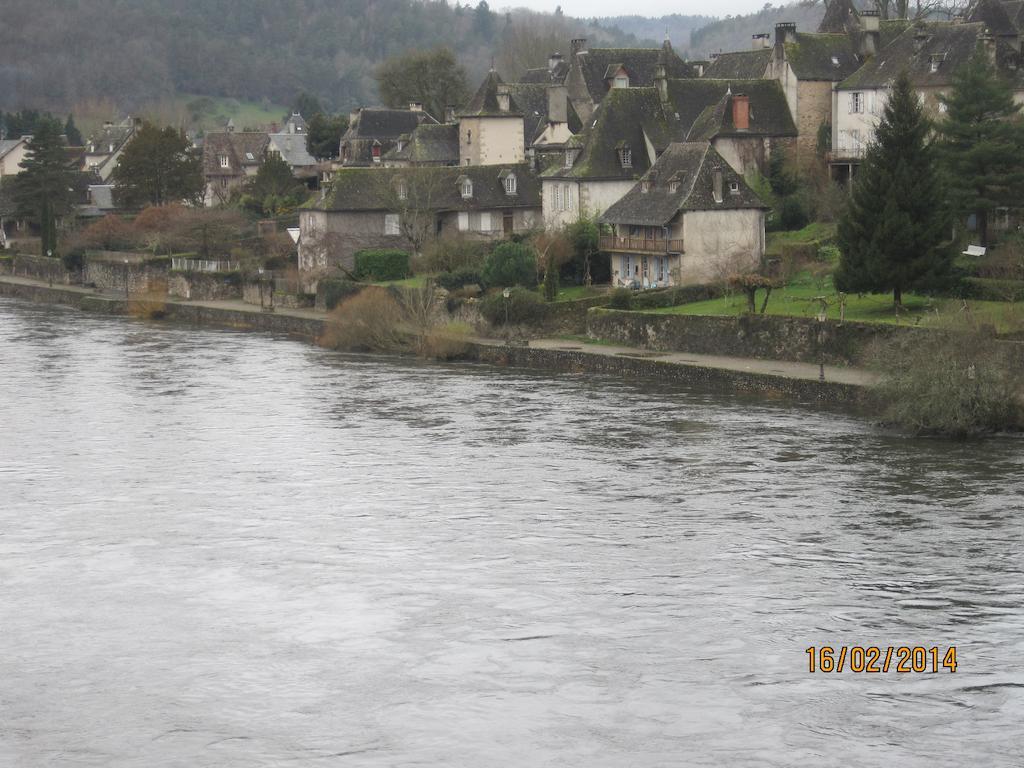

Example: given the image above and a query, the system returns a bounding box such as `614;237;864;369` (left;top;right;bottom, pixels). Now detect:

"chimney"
712;165;723;204
548;52;563;73
444;104;456;123
860;9;879;32
409;102;423;112
859;10;880;57
752;33;771;50
571;38;587;56
694;62;705;77
979;30;997;67
655;62;668;105
913;26;929;53
497;83;511;112
349;110;360;127
775;22;797;47
547;85;568;124
732;94;750;130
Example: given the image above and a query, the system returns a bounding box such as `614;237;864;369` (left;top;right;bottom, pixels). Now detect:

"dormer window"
831;56;840;67
245;152;255;161
460;177;473;198
640;180;650;193
729;181;740;195
372;143;382;162
669;181;680;193
503;172;517;196
108;143;114;153
564;149;579;168
88;142;95;153
929;53;945;73
617;145;632;169
219;154;230;169
613;75;629;88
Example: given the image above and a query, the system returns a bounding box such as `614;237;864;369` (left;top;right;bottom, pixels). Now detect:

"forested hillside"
687;4;826;58
0;0;641;118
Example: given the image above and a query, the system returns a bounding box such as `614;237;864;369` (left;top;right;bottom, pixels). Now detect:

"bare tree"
374;167;451;256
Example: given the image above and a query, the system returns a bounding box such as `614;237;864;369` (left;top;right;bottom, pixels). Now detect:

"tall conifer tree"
837;71;951;307
936;50;1024;247
12;118;79;257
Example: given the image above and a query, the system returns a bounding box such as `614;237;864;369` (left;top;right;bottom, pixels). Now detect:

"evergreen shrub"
482;241;537;288
353;249;410;281
608;287;633;310
318;277;363;310
479;287;548;326
436;268;484;291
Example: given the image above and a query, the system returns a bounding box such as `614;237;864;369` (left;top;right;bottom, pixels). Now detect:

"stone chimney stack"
571;38;587;56
775;22;797;47
712;165;724;204
979;29;998;67
496;83;511;113
547;85;568;124
752;33;771;50
732;94;750;131
860;10;880;57
444;105;456;123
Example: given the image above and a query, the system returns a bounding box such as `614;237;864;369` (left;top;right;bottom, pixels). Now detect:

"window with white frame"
564;184;573;211
384;214;400;235
849;92;863;114
729;181;740;195
397;180;408;200
553;184;562;210
479;211;492;232
219;154;230;169
618;146;632;168
503;173;517;195
613;75;629;88
458;211;469;231
460;178;473;198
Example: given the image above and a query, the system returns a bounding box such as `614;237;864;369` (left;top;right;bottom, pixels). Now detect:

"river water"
1;296;1023;767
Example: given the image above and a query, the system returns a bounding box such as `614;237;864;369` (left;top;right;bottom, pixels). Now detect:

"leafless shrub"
320;287;407;352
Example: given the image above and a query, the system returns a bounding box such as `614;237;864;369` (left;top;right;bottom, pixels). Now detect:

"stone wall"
167;271;241;301
4;254;80;284
84;253;170;294
796;81;832;164
587;308;922;366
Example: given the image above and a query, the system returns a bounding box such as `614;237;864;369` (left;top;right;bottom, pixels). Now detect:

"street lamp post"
123;257;130;301
502;287;511;346
258;267;265;310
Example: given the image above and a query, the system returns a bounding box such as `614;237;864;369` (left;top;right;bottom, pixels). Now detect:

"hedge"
479;287;549;326
961;277;1024;302
353;249;410;282
436;268;484;291
628;283;721;310
318;277;364;310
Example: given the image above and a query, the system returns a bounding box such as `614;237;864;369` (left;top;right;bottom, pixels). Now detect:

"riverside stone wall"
167;271;242;301
3;254;80;284
84;253;170;294
586;309;922;367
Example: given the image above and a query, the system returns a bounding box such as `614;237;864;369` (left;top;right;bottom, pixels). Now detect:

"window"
460;178;473;198
553;184;562;210
729;181;740;195
613;75;629;88
564;149;576;168
458;211;469;231
479;212;492;232
669;181;680;193
384;214;400;235
245;152;255;161
397;180;407;200
503;173;517;195
108;143;114;153
564;184;573;211
849;92;863;114
219;154;230;169
371;144;381;163
618;147;632;168
466;129;472;145
831;56;840;67
640;180;650;194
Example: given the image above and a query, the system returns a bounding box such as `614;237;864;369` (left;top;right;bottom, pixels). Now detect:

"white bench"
962;245;986;257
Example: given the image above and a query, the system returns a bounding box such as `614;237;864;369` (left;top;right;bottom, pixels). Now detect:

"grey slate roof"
703;49;772;80
268;131;316;168
344;108;438;139
383;123;459;165
838;21;1024;89
0;138;25;160
314;164;541;213
674;79;797;139
574;44;696;104
202;132;269;176
600;142;767;226
460;70;521;117
783;32;862;81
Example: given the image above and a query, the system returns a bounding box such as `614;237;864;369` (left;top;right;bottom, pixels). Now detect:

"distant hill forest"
1;0;830;126
0;0;643;119
598;4;826;59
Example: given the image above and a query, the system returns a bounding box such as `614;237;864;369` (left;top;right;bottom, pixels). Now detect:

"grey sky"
501;0;773;18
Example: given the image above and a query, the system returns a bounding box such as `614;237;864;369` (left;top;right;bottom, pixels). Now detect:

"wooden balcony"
599;235;684;254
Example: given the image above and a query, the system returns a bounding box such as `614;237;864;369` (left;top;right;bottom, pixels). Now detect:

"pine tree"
836;71;951;307
63;114;83;146
110;123;204;208
936;50;1024;247
12;118;80;257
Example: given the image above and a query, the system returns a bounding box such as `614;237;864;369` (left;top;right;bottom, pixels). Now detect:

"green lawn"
766;222;837;254
552;285;607;302
133;94;289;134
646;271;1024;333
373;275;433;289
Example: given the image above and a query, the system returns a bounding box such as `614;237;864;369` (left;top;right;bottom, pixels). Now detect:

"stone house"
298;164;540;279
339;106;438;167
564;38;697;121
83;118;139;181
383;124;460;168
268;112;318;181
0;136;30;179
832;18;1024;184
600;142;768;287
518;52;571;85
541;76;794;228
202;131;270;206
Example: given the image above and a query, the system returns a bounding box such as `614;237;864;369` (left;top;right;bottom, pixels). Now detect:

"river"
1;297;1022;767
